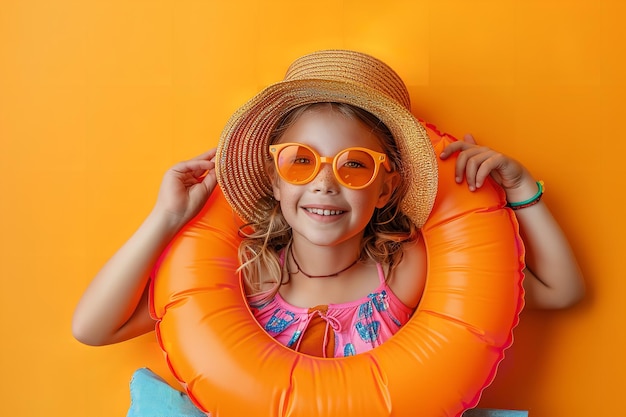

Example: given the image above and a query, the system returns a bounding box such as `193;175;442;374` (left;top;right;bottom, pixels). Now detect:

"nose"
310;163;339;194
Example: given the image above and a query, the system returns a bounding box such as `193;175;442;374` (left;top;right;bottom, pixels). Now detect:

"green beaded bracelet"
507;180;544;210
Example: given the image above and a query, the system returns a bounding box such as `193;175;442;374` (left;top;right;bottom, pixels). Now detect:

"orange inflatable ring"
150;124;525;417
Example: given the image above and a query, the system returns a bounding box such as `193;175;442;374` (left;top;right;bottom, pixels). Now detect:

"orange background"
1;1;623;416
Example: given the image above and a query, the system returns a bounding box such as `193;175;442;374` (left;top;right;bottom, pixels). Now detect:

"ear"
272;183;281;201
268;166;281;201
375;171;400;208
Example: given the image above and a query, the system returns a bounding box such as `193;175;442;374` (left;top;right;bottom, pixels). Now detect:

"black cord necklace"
288;245;359;279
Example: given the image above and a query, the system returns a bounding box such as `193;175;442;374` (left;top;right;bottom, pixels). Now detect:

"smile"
305;208;345;216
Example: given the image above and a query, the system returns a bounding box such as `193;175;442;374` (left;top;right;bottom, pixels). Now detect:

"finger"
460;150;495;190
440;140;471;159
200;169;218;191
463;134;477;145
474;155;499;188
171;160;214;181
174;159;213;171
475;153;511;188
190;148;217;161
458;151;477;189
186;170;217;210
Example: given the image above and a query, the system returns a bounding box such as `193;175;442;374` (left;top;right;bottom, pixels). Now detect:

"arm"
440;136;584;309
72;150;218;345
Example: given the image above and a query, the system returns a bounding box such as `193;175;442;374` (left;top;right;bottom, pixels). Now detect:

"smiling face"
270;104;399;250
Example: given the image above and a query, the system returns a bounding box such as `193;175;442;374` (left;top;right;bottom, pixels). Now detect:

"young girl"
239;101;426;357
72;50;584;358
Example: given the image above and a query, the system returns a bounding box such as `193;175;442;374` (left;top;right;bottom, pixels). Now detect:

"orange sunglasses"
268;142;391;189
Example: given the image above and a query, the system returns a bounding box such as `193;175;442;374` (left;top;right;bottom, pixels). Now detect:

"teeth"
306;208;344;216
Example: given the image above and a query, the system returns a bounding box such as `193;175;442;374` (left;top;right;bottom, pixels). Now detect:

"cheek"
348;189;381;213
273;181;299;205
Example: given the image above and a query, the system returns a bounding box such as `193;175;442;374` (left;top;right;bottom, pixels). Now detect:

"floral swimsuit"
250;263;413;358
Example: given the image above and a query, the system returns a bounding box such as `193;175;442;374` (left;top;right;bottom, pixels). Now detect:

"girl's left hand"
439;134;528;193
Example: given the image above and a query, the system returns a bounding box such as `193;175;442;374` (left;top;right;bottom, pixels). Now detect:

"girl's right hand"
72;149;219;346
155;149;218;227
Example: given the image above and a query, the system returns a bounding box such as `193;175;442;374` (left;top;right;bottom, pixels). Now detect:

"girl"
240;101;426;357
72;50;584;357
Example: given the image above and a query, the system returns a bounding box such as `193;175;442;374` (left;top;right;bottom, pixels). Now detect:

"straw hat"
216;49;438;229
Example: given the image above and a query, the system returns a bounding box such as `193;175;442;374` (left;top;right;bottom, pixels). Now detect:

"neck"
288;244;360;279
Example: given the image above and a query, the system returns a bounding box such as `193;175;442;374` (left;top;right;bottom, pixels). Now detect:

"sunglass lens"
335;149;376;187
277;145;316;184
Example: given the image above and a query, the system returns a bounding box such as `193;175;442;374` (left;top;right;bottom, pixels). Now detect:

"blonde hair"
238;103;418;303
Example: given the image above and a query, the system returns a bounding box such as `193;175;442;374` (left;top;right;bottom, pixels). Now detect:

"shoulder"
386;236;427;309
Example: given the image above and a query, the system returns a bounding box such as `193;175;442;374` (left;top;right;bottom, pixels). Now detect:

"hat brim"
216;79;438;229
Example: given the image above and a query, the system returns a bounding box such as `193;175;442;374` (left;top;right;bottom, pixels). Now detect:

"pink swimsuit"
250;263;413;358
